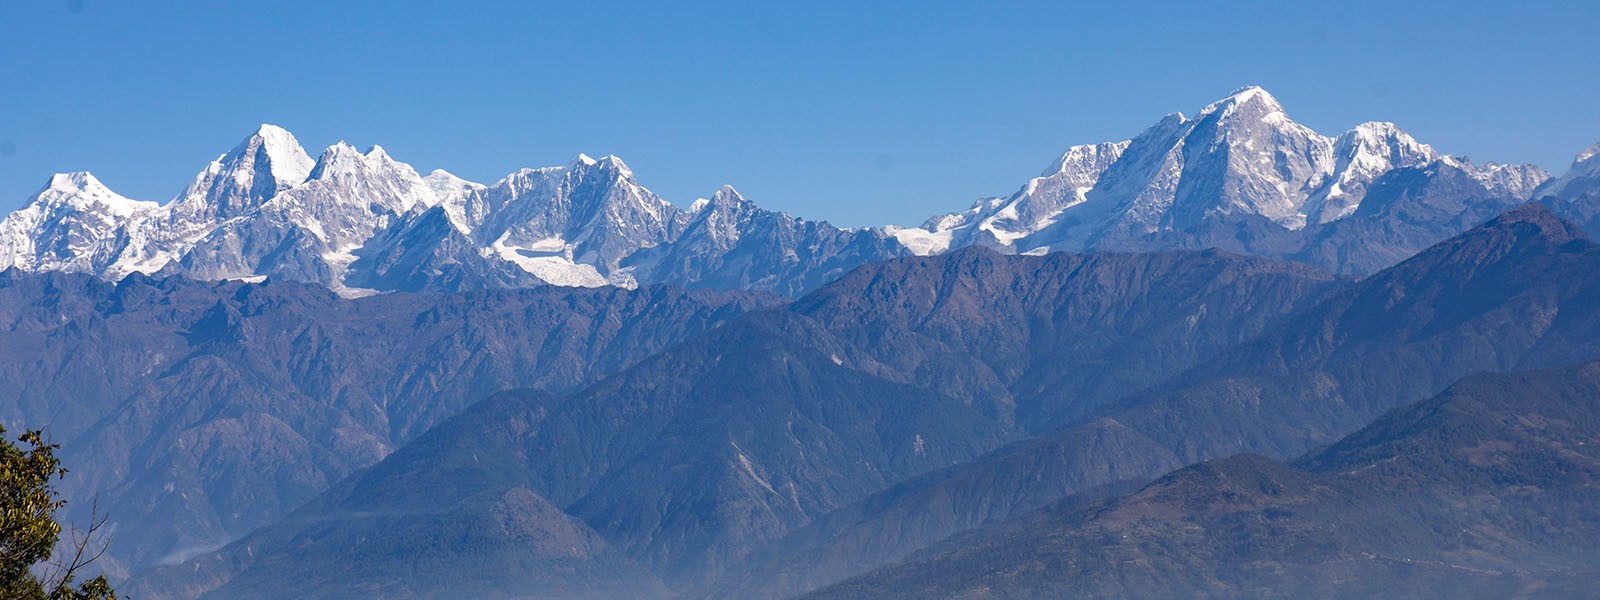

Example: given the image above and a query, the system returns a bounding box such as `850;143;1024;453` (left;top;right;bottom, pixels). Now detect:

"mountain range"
698;203;1600;599
0;273;773;577
3;87;1581;297
3;87;1600;599
805;358;1600;599
115;202;1600;599
120;244;1336;599
0;128;905;297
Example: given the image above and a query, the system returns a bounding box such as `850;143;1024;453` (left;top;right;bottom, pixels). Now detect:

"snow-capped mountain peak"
164;124;316;228
0;172;158;273
425;168;477;187
563;153;637;178
1341;121;1433;155
574;154;635;181
708;185;748;207
1531;141;1600;200
250;124;316;185
889;139;1131;256
300;141;441;214
422;169;482;195
39;172;156;216
1196;85;1288;122
48;170;100;192
1574;142;1600;170
680;185;753;247
1303;121;1443;223
1041;141;1134;178
421;169;486;233
1335;122;1438;171
307;142;366;178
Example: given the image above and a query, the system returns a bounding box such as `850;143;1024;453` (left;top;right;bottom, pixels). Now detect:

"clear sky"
1;0;1597;226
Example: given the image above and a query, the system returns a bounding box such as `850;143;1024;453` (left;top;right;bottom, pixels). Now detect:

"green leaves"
0;425;116;600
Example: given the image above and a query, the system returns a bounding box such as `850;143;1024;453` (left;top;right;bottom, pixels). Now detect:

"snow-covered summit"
1304;121;1442;222
307;142;368;178
424;168;480;190
39;172;159;216
422;169;486;232
0;172;159;273
1196;85;1290;123
169;124;315;224
893;87;1548;256
1577;143;1600;167
252;124;317;184
894;140;1130;255
1532;141;1600;200
708;184;749;207
46;171;103;192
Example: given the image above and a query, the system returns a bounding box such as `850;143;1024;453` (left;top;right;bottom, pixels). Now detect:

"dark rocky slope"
808;359;1600;599
0;272;775;575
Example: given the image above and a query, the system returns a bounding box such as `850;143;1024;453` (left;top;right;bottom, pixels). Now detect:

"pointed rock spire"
248;124;316;186
1197;85;1287;118
708;185;749;209
171;124;315;220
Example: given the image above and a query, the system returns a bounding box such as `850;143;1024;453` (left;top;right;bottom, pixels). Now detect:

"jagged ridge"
1;87;1582;294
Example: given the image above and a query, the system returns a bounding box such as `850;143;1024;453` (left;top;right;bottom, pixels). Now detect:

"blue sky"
1;0;1596;226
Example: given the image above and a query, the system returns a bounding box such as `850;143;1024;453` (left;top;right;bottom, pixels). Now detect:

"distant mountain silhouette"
0;271;774;577
806;359;1600;599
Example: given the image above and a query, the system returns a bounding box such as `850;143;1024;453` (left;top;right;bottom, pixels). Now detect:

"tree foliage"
0;425;115;600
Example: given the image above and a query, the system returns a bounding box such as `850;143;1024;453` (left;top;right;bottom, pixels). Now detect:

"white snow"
884;225;953;255
490;233;608;287
526;236;567;252
1576;143;1600;166
254;124;316;186
1197;86;1285;120
0;90;1556;295
424;169;484;233
0;172;160;273
44;172;159;216
597;155;634;180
